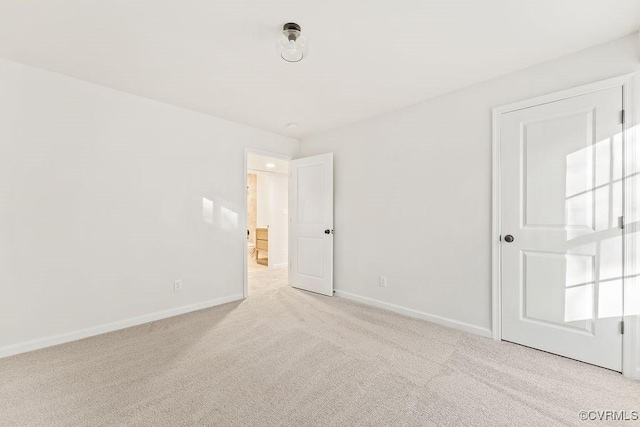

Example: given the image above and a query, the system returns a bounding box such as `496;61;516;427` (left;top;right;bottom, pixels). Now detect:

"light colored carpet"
1;267;639;426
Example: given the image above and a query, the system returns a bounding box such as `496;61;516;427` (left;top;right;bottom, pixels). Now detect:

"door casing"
491;74;639;379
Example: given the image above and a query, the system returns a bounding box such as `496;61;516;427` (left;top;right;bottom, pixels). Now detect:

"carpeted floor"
1;266;639;426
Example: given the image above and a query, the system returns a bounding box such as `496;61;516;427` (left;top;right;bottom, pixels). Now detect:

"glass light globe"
277;23;308;62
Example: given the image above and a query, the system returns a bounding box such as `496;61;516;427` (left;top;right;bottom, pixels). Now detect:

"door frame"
242;147;293;299
491;73;638;378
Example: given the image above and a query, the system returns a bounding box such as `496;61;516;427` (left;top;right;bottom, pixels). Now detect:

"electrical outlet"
379;276;387;287
173;280;183;292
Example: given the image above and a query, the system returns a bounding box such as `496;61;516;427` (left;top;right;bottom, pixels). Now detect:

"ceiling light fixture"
277;23;307;63
265;163;276;169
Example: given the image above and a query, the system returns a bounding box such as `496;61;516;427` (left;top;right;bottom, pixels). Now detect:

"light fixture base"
283;23;301;32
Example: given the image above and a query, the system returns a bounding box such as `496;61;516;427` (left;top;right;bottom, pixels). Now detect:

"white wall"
0;58;298;356
268;173;289;268
300;33;639;338
255;172;270;228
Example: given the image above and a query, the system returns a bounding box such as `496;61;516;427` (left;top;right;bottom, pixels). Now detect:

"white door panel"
501;86;623;371
290;153;333;296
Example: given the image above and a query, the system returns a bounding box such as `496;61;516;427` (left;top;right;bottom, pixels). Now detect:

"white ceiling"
248;154;289;175
0;1;638;139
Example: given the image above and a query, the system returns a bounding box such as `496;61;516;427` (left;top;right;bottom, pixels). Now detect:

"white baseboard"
334;290;493;338
0;293;244;359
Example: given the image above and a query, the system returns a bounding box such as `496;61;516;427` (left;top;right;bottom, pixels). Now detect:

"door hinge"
621;320;625;335
618;216;624;229
621;110;625;124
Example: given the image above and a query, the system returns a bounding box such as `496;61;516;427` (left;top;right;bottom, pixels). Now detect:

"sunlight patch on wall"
202;197;214;224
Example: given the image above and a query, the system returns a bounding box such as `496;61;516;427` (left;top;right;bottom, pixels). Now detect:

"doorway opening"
244;151;290;297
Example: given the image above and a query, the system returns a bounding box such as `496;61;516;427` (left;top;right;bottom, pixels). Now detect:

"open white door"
500;86;624;371
289;153;333;296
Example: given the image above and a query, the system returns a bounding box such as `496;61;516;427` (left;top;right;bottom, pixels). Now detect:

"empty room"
1;1;640;425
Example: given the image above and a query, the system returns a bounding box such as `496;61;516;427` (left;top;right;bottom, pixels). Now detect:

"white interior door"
500;86;624;371
289;153;333;296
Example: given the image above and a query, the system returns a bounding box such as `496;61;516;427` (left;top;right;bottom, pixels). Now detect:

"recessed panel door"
501;86;623;371
289;153;333;296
